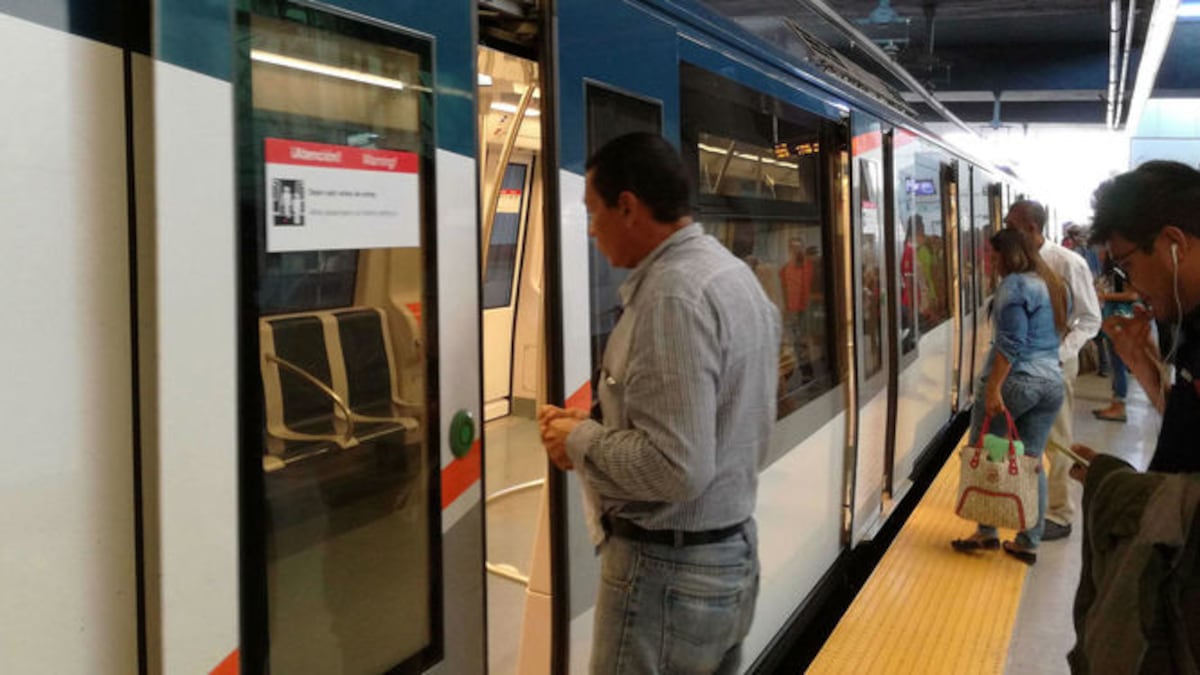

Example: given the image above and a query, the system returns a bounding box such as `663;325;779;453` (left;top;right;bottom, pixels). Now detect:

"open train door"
234;1;488;673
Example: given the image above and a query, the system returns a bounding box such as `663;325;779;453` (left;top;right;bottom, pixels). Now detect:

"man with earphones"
1065;161;1200;673
1086;160;1200;472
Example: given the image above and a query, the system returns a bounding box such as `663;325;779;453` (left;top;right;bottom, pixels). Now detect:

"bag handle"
981;410;1021;443
970;410;1023;474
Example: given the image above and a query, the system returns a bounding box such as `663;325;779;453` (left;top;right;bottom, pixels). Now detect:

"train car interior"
475;44;555;675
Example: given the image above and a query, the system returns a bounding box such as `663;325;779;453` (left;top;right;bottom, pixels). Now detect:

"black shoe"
1042;521;1072;541
1003;540;1038;565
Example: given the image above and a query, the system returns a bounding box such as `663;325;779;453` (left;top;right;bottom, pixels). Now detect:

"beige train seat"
259;307;421;474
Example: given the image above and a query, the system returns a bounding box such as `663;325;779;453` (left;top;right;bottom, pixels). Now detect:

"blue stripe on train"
1;0;476;156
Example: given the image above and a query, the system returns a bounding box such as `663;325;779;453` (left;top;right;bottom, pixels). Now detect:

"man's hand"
1104;305;1156;369
1068;443;1099;483
538;405;588;471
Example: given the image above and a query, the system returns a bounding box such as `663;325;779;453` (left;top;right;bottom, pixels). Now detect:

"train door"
880;128;904;499
849;116;891;542
235;2;487;673
476;42;556;675
942;162;968;411
957;164;978;410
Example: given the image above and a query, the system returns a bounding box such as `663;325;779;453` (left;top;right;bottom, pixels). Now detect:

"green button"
449;409;476;458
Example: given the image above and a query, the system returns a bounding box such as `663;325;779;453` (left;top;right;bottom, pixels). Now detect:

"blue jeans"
591;520;759;674
968;372;1064;548
1105;337;1128;400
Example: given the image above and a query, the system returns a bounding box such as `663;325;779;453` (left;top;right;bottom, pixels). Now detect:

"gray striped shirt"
566;223;781;537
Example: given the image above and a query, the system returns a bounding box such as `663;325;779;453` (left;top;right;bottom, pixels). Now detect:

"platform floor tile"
808;447;1029;674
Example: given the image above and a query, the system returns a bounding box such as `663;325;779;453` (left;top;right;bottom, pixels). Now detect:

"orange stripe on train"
441;440;482;510
211;649;238;675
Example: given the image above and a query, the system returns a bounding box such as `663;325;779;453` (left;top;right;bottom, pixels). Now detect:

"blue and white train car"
0;0;1018;672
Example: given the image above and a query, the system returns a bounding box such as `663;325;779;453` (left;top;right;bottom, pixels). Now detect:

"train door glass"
477;45;548;675
585;83;663;366
857;157;886;382
891;130;919;354
237;4;441;673
958;166;977;400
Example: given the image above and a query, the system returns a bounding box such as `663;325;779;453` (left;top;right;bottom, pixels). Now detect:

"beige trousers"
1045;355;1078;525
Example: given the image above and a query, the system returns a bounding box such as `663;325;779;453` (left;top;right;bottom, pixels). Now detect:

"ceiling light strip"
250;49;432;93
1124;0;1182;134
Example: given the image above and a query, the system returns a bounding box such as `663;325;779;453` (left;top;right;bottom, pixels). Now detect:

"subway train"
2;0;1025;673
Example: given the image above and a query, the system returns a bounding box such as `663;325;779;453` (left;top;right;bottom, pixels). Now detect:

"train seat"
331;307;421;445
260;314;356;471
259;307;422;474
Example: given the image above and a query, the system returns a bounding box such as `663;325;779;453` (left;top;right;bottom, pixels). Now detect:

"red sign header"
265;137;418;174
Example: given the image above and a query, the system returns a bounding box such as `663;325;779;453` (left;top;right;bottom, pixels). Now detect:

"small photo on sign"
272;178;305;226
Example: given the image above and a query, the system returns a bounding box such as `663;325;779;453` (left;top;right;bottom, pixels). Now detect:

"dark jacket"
1069;455;1200;674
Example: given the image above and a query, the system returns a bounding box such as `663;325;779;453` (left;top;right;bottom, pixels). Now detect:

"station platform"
808;372;1159;674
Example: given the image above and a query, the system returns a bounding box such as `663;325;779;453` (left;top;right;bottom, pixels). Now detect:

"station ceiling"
703;0;1200;128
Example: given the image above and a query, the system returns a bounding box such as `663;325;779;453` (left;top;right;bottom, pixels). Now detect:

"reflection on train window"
261;250;358;314
483;163;529;309
681;62;834;418
958;167;975;313
893;135;951;340
856;156;885;380
240;5;439;673
975;176;997;302
704;220;833;415
585;84;662;366
696;132;819;203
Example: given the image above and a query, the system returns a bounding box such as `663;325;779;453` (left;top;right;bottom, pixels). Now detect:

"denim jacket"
982;272;1062;382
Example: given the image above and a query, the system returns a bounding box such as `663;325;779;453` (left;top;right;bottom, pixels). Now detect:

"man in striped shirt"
540;132;780;674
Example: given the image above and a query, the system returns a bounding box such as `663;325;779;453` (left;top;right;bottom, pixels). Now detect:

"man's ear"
616;190;639;220
1161;225;1190;255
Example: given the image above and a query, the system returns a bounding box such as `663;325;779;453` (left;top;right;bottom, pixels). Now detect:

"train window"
856;155;885;380
893;135;951;336
975;176;998;301
237;3;440;673
958;165;975;315
585;83;662;367
482;162;529;309
681;63;835;417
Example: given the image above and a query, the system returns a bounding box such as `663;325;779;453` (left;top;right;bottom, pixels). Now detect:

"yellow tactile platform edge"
808;444;1029;674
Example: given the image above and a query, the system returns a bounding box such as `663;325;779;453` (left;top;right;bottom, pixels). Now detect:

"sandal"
1093;404;1127;422
951;534;1000;552
1002;540;1038;565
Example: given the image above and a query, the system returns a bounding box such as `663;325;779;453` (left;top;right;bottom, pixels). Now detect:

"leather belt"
603;516;745;548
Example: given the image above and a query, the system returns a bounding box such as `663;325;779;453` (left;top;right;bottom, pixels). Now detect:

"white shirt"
1040;239;1102;363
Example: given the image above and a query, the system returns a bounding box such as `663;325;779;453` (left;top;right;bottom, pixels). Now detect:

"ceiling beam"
901;89;1107;103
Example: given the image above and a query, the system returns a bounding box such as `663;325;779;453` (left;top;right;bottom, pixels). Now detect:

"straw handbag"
955;412;1041;531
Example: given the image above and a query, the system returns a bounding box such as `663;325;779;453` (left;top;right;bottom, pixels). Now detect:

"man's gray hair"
1011;199;1047;232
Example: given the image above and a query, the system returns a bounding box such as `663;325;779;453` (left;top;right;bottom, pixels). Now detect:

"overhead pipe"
1115;0;1138;127
1107;0;1122;128
789;0;980;139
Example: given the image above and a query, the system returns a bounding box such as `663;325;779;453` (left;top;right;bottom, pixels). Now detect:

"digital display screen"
905;177;936;196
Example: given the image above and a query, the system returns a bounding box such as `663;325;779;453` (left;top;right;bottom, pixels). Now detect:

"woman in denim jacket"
952;229;1069;565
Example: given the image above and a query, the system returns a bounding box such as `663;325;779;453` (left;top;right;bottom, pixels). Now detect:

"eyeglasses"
1106;243;1138;280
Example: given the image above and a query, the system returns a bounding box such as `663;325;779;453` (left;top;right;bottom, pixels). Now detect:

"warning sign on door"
264;138;421;252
